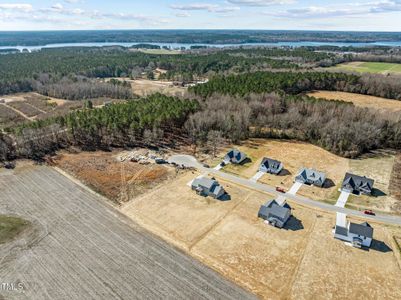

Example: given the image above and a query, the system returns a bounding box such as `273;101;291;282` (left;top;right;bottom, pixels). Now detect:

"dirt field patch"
132;79;187;97
54;150;174;205
308;90;401;113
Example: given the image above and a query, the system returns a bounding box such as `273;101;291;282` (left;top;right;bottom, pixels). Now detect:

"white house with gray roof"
191;177;226;200
259;158;283;175
224;149;247;165
258;199;291;228
341;173;374;195
334;221;373;248
295;168;326;187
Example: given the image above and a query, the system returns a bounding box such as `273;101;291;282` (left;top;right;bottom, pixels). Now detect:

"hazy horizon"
0;1;401;31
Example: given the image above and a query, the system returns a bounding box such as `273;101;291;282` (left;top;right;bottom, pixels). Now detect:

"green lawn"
0;215;30;244
331;61;401;74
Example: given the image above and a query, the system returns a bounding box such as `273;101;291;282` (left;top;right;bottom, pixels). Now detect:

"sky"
0;0;400;31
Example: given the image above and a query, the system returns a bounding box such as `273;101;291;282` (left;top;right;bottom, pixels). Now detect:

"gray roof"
192;177;216;190
297;168;326;182
263;200;291;219
261;158;282;170
335;225;348;237
342;173;374;191
349;222;373;238
225;149;246;163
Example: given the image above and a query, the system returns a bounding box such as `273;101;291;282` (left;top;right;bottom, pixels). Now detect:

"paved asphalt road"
169;155;401;226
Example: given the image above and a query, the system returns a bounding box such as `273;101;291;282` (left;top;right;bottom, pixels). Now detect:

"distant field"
134;48;182;55
332;61;401;74
308;90;401;113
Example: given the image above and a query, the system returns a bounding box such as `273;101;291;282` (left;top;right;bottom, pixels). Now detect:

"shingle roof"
342;173;374;190
263;200;290;219
297;168;326;182
261;158;282;170
335;226;348;237
226;149;246;163
349;222;373;238
192;177;216;189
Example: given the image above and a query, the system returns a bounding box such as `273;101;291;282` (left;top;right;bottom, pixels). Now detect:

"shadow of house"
323;178;336;189
278;168;291;176
371;188;387;197
219;193;231;201
239;157;252;166
369;239;392;253
283;216;304;231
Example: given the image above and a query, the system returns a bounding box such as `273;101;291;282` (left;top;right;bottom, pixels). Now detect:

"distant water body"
1;41;401;52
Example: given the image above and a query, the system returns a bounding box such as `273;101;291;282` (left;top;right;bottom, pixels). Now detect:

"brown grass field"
121;169;401;299
54;150;174;205
307;90;401;113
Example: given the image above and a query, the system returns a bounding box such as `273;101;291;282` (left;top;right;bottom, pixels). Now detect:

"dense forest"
1;30;400;46
191;71;401;100
0;47;335;97
185;93;401;158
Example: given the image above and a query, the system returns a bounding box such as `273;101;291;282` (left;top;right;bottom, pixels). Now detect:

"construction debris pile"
116;149;167;165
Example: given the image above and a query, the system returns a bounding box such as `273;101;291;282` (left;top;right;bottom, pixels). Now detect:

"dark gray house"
295;168;326;187
341;173;374;195
224;149;247;164
191;177;226;199
259;158;283;175
258;200;291;228
334;221;373;248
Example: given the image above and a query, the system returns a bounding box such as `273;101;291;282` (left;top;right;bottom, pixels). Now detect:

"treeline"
185;93;401;158
1;30;400;46
34;77;132;100
1;94;199;161
191;71;401;100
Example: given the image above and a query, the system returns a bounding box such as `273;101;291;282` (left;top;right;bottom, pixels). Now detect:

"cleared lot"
307;90;401;113
331;61;401;74
0;165;254;300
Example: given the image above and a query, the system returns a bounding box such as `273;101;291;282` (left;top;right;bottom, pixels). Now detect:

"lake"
1;41;401;52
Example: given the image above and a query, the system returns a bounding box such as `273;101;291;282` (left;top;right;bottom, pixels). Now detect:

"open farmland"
0;92;125;128
307;90;401;113
121;168;401;299
331;61;401;74
0;164;254;300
